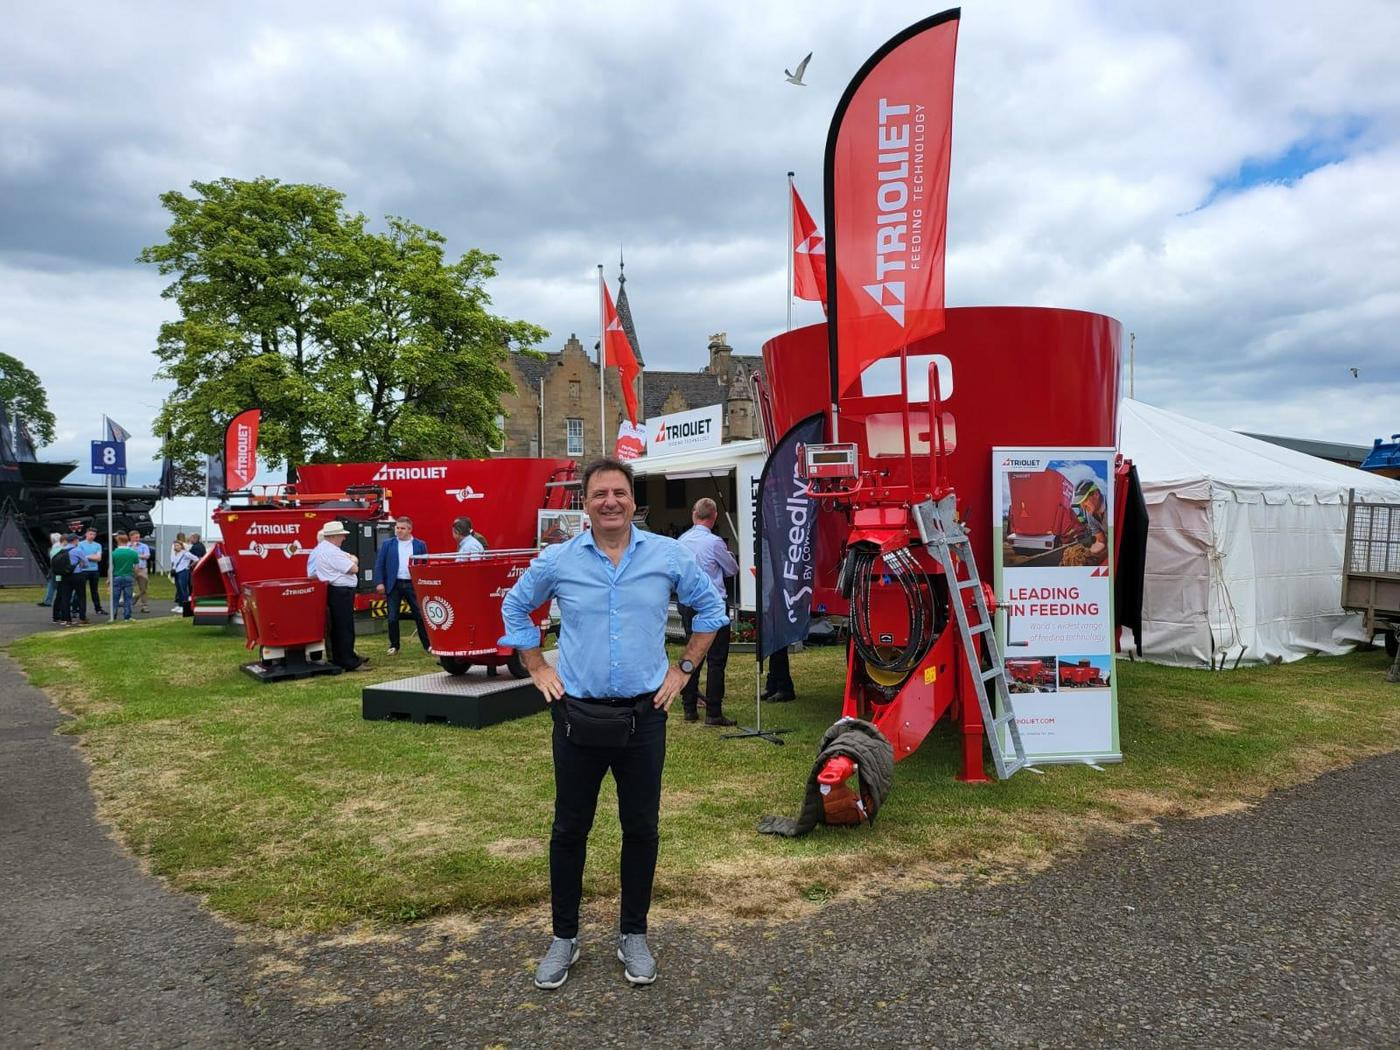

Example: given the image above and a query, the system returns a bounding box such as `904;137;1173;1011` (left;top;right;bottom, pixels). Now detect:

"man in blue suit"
373;515;430;654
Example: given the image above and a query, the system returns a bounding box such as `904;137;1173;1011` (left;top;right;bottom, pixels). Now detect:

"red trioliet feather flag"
224;408;261;491
825;8;960;402
601;280;641;425
791;183;828;309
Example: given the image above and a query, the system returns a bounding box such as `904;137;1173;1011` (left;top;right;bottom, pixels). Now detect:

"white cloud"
1;0;1398;478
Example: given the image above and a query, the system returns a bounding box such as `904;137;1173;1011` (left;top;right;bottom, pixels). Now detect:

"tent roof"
1120;399;1400;504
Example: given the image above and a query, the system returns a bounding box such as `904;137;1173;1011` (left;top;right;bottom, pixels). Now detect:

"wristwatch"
679;658;696;674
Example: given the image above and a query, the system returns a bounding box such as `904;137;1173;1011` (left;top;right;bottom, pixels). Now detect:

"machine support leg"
956;695;992;784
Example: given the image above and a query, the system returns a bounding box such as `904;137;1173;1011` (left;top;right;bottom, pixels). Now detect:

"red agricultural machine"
1006;469;1080;553
200;458;575;623
408;549;552;678
757;307;1122;804
1058;658;1108;689
1005;657;1056;690
196;459;575;681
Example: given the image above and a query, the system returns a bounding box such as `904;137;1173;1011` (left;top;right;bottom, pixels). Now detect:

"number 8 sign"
91;440;126;476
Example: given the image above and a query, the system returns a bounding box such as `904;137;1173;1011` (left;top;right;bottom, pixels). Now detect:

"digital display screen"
809;450;854;464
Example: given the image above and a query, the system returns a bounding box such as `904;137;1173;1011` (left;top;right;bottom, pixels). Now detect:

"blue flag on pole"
104;417;132;485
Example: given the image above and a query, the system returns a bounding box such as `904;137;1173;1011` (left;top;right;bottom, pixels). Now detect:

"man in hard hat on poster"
1073;479;1108;562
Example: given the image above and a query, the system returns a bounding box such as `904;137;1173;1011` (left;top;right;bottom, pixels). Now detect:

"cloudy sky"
3;0;1398;483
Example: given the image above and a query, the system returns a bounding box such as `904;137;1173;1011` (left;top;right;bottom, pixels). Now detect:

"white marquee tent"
1119;399;1400;668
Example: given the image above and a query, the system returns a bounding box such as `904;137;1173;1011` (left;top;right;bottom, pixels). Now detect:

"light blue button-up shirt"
499;525;728;699
677;523;739;598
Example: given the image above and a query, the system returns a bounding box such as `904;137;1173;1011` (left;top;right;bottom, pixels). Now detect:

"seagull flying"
1350;367;1360;378
785;52;812;86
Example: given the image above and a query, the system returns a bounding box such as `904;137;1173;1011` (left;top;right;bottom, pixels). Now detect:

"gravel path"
1;603;1396;1048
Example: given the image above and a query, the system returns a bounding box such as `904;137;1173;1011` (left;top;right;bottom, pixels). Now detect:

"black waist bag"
561;696;646;748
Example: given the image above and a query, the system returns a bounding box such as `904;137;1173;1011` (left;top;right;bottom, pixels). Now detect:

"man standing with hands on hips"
500;458;726;990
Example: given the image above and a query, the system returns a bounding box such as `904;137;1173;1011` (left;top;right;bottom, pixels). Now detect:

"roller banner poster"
824;8;959;402
991;446;1121;764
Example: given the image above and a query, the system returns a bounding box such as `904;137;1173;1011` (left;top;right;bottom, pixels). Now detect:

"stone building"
494;270;764;459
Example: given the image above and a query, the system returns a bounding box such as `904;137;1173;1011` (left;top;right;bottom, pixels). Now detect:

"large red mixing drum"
762;306;1121;574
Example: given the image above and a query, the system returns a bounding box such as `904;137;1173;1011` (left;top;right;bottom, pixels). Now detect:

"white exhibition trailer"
628;438;766;613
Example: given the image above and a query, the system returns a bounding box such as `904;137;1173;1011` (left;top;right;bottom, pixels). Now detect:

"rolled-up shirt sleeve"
670;544;729;632
498;546;558;648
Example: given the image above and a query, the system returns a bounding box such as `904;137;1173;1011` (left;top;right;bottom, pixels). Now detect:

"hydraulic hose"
845;543;937;680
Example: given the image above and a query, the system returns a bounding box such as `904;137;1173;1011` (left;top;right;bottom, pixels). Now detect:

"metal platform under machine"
361;650;557;729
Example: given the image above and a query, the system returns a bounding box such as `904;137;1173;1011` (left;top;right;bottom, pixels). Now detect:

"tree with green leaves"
0;351;58;446
140;177;545;479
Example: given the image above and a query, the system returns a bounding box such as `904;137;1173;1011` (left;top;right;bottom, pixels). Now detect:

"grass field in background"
0;573;176;605
9;616;1400;931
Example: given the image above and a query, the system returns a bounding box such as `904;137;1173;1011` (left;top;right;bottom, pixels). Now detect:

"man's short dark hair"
396;515;413;526
581;457;634;498
452;516;473;536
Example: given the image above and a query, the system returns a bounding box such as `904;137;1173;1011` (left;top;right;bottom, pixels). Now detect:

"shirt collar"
580;523;644;554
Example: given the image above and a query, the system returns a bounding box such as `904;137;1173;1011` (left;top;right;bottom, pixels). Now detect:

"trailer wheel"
439;656;472;676
506;650;529;679
1386;630;1398;660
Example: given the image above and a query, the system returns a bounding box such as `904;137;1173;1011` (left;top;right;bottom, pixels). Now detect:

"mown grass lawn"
9;616;1399;931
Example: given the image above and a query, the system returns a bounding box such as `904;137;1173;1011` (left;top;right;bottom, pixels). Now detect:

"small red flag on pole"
601;279;641;426
791;181;828;310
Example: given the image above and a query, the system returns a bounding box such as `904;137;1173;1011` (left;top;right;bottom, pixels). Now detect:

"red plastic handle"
817;754;856;785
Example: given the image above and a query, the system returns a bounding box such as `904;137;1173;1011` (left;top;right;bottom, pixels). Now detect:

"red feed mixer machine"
759;307;1122;810
207;458;575;680
408;549;552;678
210;458;575;620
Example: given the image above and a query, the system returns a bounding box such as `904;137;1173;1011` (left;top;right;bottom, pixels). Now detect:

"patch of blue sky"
1197;116;1369;209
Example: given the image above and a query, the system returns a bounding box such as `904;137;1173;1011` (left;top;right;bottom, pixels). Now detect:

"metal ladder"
913;494;1029;780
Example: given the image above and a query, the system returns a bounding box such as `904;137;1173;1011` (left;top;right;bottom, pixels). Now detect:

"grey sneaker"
533;936;579;989
617;933;657;985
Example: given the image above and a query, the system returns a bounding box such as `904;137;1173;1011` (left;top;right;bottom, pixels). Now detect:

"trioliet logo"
371;463;448;482
862;97;920;326
248;523;301;535
653;417;712;444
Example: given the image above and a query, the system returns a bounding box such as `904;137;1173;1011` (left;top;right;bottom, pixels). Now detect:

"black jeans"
326;585;362;669
84;573;103;611
54;578;83;622
386;580;429;650
678;605;731;716
549;696;667;939
764;646;794;693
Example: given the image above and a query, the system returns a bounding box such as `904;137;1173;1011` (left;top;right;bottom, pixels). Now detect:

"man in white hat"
312;521;368;671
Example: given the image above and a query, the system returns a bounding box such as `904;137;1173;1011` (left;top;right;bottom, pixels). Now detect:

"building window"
566;418;584;455
570;380;581;401
487;414;506;453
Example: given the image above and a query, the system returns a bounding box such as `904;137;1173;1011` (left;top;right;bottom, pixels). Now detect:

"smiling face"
584;469;635;538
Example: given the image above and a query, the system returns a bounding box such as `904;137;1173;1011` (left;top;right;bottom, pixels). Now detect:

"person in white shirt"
306;527;325;578
453;516;485;556
314;521;367;671
372;516;429;654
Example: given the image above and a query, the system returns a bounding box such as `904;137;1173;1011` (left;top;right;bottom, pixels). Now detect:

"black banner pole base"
720;725;792;745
